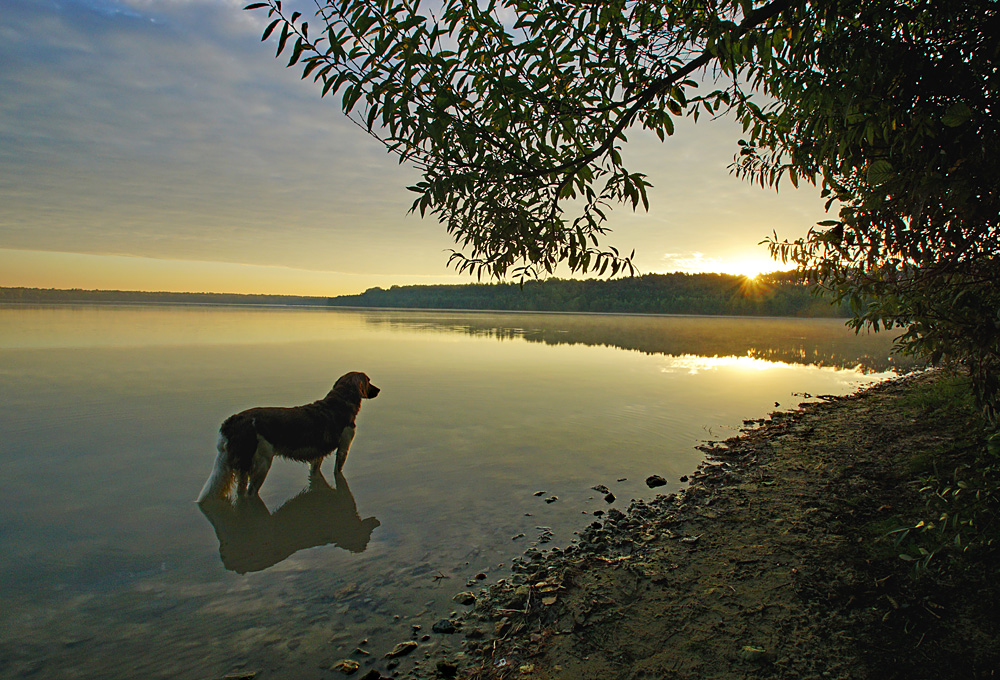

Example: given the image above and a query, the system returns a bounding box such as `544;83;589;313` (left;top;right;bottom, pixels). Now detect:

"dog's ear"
334;372;378;400
341;372;364;398
357;373;380;399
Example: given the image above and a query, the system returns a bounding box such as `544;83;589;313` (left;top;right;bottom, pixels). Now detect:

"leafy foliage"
886;376;1000;572
741;0;1000;422
245;0;999;420
243;0;793;280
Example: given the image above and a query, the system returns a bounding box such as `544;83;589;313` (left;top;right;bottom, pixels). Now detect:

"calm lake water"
0;305;916;679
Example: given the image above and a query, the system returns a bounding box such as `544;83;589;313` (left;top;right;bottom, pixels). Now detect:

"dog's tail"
196;432;236;503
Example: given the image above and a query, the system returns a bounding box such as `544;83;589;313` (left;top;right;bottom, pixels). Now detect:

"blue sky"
0;0;831;295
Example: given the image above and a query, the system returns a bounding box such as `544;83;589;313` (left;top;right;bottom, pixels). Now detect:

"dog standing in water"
197;372;379;502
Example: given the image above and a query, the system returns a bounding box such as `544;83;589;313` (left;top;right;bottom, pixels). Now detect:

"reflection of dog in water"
198;469;380;573
197;371;379;502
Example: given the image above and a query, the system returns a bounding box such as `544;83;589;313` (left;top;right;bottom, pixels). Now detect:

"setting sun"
659;252;787;281
724;257;777;279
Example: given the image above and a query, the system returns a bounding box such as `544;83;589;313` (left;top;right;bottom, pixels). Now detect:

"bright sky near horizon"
1;0;833;296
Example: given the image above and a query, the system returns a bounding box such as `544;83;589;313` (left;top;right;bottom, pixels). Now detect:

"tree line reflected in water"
361;311;921;374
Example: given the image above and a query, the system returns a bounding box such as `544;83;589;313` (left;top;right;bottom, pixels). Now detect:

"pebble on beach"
332;659;360;675
436;660;459;677
432;619;457;634
385;641;418;658
453;592;476;605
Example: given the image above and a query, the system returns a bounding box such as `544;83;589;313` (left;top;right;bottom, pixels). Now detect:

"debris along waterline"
411;372;949;680
424;402;777;675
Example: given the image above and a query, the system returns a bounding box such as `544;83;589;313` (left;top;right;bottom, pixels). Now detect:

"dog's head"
333;372;380;401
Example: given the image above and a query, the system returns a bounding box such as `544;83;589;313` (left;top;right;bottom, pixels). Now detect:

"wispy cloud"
0;0;438;273
1;0;825;294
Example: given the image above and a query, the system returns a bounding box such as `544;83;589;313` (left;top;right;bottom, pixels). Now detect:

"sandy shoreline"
376;370;999;680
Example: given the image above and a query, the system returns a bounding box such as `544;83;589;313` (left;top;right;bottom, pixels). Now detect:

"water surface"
0;305;915;679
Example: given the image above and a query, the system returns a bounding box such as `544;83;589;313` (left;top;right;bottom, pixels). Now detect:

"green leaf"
276;23;291;57
987;432;1000;457
261;18;280;42
866;160;894;186
941;102;973;127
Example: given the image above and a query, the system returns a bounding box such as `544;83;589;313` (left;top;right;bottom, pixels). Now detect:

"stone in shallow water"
646;475;667;488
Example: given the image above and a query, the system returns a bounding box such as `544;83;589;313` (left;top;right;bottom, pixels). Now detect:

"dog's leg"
247;447;273;496
247;456;272;495
236;471;249;495
308;466;330;490
197;439;235;503
335;425;356;473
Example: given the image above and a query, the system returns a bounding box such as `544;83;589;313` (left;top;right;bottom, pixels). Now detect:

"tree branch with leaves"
246;0;1000;420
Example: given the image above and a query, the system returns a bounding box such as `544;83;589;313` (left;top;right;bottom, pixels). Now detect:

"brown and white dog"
197;372;379;502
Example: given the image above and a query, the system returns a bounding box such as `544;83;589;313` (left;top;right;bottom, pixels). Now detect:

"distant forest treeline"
329;273;848;317
2;273;848;317
0;287;326;306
